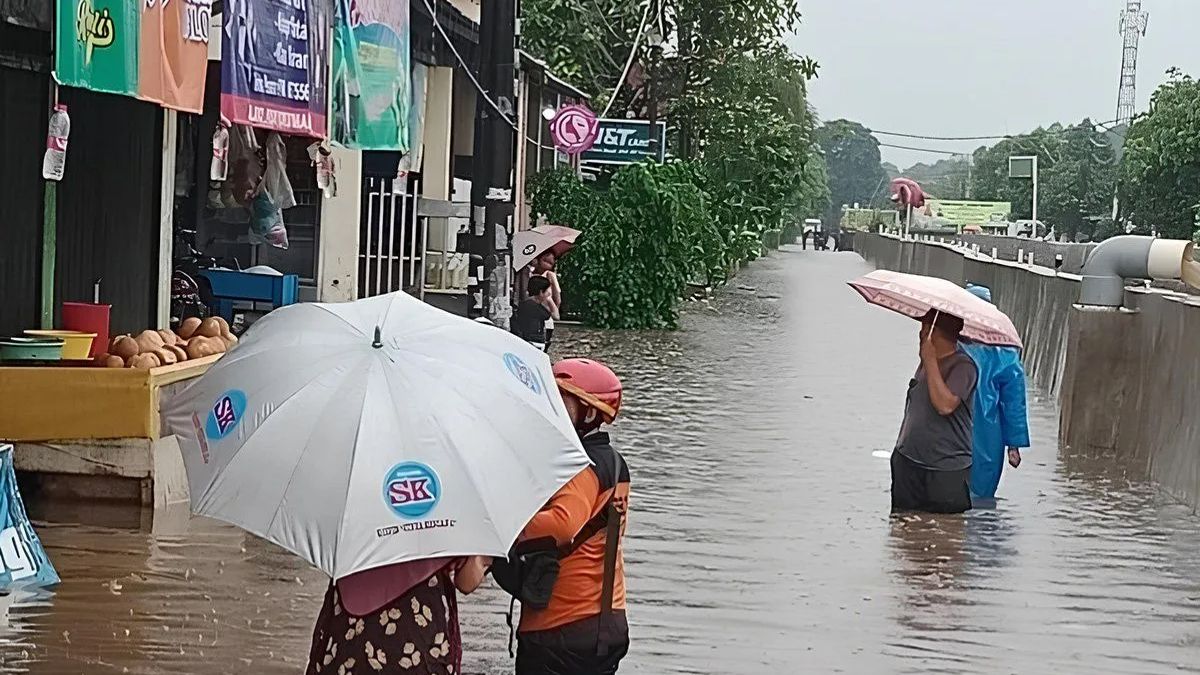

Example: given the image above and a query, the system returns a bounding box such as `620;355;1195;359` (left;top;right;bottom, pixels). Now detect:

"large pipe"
1079;235;1194;306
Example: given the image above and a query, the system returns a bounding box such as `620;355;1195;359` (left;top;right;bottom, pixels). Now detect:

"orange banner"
139;0;210;113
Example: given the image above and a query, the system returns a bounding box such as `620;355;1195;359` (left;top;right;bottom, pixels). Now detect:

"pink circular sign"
549;105;600;154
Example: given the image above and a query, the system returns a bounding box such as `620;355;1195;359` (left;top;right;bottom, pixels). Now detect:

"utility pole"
468;0;518;325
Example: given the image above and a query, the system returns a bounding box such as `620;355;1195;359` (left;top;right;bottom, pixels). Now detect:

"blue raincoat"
959;285;1030;500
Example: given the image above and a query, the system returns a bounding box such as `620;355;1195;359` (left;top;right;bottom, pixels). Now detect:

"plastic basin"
1;337;64;362
24;330;97;360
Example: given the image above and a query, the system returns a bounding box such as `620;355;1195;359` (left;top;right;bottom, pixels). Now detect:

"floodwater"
6;249;1200;674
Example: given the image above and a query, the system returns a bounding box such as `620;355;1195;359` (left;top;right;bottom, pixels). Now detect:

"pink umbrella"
511;225;582;270
847;270;1022;347
890;177;928;209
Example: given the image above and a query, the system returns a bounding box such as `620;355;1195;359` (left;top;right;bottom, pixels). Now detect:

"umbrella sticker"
205;390;247;440
383;462;442;519
504;352;560;413
504;353;541;395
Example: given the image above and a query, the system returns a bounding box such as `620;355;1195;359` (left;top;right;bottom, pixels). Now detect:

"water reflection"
4;250;1200;674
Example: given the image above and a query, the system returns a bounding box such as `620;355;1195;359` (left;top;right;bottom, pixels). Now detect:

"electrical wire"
600;0;654;117
420;0;562;155
878;142;968;156
421;0;516;129
870;118;1125;142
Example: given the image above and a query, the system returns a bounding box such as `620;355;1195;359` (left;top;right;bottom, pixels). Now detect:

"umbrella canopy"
847;270;1023;348
512;225;581;270
890;177;928;209
162;292;589;579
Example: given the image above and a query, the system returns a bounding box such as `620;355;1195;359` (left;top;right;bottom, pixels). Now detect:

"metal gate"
359;175;425;298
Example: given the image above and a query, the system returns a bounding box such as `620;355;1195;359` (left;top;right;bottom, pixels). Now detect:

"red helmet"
552;358;622;424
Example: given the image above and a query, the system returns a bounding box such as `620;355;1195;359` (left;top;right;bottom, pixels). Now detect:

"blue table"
199;269;300;322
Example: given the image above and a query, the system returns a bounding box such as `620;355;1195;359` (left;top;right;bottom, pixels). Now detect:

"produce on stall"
95;317;239;369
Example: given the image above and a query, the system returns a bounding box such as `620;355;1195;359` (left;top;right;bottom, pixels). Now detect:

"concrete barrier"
855;233;1200;509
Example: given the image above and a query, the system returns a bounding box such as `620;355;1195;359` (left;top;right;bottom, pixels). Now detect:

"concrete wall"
855;233;1200;509
316;148;363;302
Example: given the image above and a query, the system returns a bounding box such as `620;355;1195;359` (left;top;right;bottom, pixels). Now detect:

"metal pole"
469;0;517;324
1032;155;1039;237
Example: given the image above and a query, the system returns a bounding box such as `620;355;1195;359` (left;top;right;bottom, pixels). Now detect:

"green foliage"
970;120;1118;241
1120;69;1200;241
529;164;721;329
816;120;888;224
902;158;971;200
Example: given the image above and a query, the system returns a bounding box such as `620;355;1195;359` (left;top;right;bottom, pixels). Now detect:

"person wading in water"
504;358;631;674
891;310;979;514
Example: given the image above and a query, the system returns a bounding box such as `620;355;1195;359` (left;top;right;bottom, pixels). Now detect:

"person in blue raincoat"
959;284;1030;500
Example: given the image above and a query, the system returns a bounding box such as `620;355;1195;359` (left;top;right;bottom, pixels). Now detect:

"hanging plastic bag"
248;184;289;249
264;132;297;210
0;445;59;589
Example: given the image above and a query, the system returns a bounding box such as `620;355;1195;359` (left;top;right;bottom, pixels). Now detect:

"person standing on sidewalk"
959;284;1030;502
891;310;979;514
513;276;558;351
515;358;630;675
531;252;562;351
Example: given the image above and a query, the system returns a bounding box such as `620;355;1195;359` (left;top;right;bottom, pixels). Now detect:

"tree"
902;158;971;200
815;120;887;225
969;121;1117;240
1120;69;1200;240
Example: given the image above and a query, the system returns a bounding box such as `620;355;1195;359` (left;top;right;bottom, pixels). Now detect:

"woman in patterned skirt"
306;557;490;674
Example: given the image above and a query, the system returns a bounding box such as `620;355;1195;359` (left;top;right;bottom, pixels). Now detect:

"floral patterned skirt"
306;571;462;674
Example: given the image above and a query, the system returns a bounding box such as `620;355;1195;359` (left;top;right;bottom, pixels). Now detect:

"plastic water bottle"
210;122;230;182
42;104;69;181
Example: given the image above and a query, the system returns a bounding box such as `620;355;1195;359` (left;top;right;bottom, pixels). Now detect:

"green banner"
56;0;139;96
925;200;1011;227
331;0;412;151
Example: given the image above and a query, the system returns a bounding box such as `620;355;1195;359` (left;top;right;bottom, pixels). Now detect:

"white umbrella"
511;225;581;270
162;291;589;579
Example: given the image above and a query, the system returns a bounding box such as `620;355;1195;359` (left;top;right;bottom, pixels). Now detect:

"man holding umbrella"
890;310;979;513
848;270;1024;514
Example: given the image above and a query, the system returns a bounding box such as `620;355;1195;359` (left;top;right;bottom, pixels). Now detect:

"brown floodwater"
6;249;1200;674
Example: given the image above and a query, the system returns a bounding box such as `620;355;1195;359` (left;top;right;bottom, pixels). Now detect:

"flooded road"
7;249;1200;674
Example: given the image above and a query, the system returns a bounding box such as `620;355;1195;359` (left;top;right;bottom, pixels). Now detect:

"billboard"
924;200;1011;227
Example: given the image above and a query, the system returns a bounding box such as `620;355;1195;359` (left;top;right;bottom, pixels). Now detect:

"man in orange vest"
517;358;630;675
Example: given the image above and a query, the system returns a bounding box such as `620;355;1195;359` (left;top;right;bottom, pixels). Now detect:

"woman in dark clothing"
306;557;488;675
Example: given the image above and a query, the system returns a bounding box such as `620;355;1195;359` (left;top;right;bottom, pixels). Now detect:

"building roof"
519;50;590;101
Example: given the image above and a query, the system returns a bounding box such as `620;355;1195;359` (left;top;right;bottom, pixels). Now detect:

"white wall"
317;148;363;302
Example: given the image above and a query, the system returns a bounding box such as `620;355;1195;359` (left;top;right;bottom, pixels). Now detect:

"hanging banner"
0;446;59;590
138;0;212;113
221;0;331;138
54;0;210;112
331;0;411;151
56;0;141;96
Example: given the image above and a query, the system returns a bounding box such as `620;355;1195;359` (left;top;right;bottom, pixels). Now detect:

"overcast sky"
789;0;1200;170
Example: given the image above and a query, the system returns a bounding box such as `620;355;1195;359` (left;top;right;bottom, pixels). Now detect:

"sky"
788;0;1200;170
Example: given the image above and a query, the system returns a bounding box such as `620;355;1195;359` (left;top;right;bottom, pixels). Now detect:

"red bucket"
61;302;111;357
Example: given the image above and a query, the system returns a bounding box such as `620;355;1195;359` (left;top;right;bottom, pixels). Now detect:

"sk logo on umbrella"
205;390;247;440
384;462;441;519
